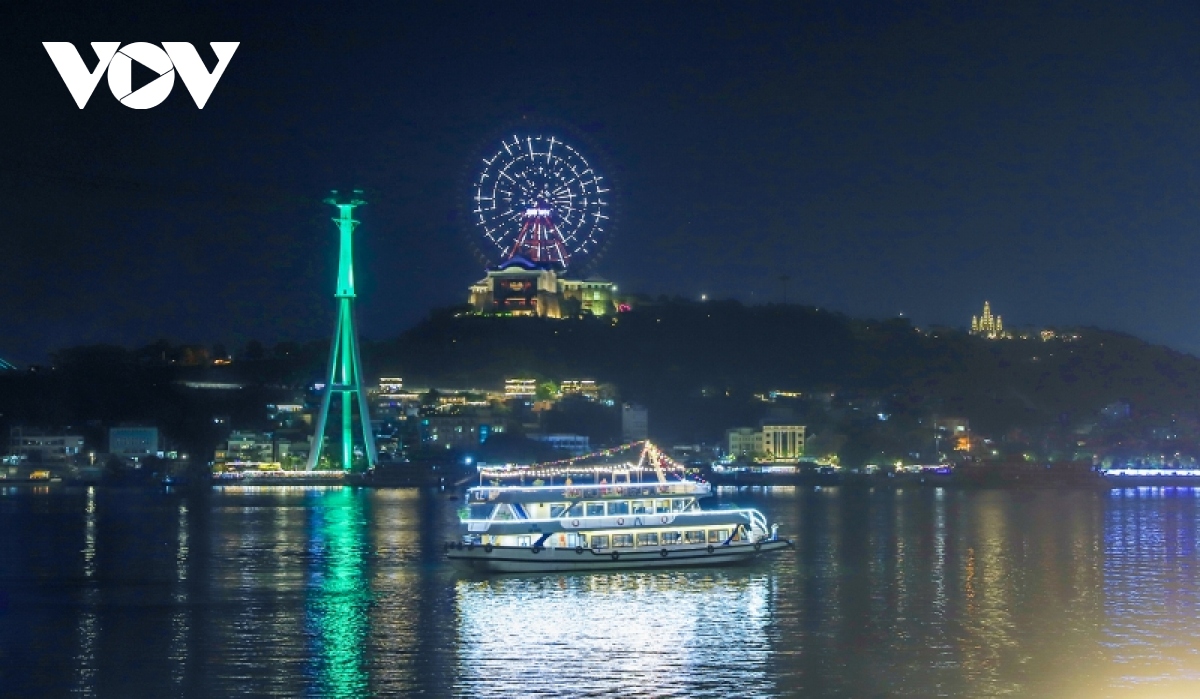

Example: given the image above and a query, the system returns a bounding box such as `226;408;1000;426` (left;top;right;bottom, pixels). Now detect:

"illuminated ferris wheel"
472;134;610;269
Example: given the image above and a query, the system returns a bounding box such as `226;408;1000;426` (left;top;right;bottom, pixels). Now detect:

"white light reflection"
73;486;98;697
454;572;773;697
1098;488;1200;692
169;501;189;689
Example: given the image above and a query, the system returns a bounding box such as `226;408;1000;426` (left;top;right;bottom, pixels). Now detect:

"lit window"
708;529;729;544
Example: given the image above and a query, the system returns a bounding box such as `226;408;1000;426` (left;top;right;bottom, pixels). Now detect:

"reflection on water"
5;486;1200;697
308;489;370;698
73;486;98;698
1099;488;1200;694
455;572;773;698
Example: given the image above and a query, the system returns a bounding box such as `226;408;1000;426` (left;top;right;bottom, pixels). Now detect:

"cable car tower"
306;189;377;471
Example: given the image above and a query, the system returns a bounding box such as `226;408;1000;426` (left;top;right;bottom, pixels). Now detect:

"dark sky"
4;1;1200;364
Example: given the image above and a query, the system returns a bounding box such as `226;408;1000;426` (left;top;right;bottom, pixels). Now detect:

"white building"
726;427;761;458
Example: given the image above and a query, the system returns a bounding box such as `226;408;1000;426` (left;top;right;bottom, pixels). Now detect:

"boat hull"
445;539;793;573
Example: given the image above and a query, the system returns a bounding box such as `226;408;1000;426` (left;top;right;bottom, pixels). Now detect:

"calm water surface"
3;485;1200;698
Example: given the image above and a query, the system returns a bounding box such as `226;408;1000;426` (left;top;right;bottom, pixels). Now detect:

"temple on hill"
468;255;616;318
970;301;1009;339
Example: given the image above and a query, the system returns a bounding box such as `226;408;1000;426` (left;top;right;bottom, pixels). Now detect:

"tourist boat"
444;442;793;573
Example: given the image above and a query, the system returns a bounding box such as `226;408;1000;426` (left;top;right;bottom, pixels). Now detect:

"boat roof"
468;480;711;504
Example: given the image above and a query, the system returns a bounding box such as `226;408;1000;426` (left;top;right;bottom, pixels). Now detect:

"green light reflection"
310;489;370;698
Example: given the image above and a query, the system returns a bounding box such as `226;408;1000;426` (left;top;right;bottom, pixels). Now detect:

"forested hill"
374;300;1200;441
6;300;1200;456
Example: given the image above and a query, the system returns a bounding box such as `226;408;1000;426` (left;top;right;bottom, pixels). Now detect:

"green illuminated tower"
306;190;377;471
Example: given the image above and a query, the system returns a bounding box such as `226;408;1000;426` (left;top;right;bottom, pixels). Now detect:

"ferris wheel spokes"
472;133;609;269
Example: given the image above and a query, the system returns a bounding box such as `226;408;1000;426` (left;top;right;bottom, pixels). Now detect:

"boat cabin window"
585;502;605;517
631;500;650;515
655;500;671;513
671;499;688;513
708;529;729;544
517;536;532;547
612;534;634;548
567;502;585;516
566;533;585;547
591;535;609;549
469;504;492;519
661;531;682;545
636;533;659;547
607;501;629;516
685;530;706;544
549;503;569;518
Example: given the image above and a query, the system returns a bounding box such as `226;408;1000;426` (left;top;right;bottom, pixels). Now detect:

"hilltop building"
504;378;537;399
468;256;616;318
970;301;1009;339
621;404;649;441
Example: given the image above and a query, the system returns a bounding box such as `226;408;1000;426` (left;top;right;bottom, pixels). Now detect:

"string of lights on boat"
477;441;691;480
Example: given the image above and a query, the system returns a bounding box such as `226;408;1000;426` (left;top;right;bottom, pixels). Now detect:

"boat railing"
469;481;711;501
461;506;759;530
747;509;769;537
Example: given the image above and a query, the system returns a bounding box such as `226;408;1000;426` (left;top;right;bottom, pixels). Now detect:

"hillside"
372;300;1200;456
5;300;1200;465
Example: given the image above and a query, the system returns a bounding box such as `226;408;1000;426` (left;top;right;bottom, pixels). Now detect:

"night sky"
4;2;1200;364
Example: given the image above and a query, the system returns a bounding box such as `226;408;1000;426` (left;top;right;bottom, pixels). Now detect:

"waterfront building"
762;425;806;460
108;426;159;460
468;255;616;317
621;403;649;441
8;427;85;464
214;430;301;469
726;427;761;459
726;425;806;461
934;417;973;455
970;301;1009;339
